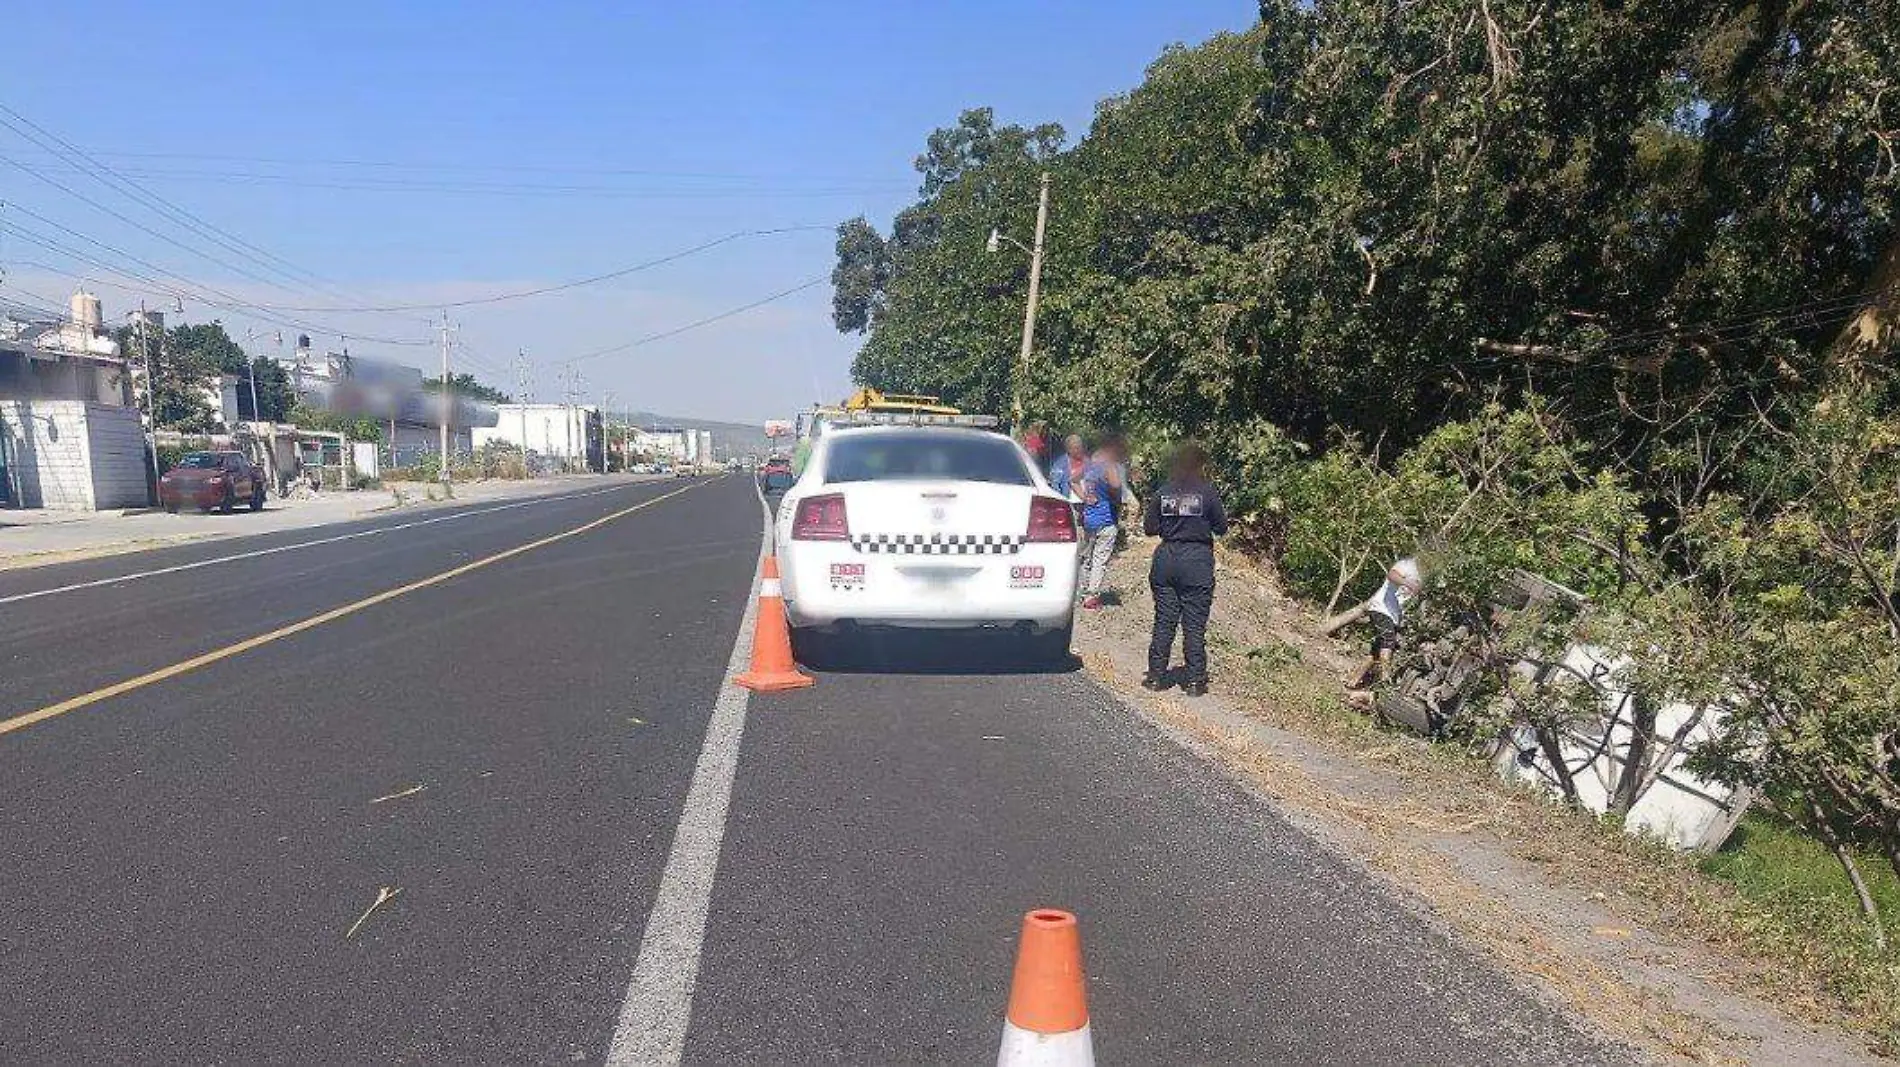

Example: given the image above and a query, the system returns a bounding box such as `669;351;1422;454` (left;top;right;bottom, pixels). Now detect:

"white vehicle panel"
776;427;1080;633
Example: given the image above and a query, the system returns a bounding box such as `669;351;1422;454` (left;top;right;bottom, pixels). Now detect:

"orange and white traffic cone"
997;909;1094;1067
735;555;815;692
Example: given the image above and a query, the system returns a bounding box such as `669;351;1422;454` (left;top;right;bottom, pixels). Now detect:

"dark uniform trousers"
1148;541;1215;681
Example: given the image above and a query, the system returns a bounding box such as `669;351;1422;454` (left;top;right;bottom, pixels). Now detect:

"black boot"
1140;672;1169;691
1181;679;1209;697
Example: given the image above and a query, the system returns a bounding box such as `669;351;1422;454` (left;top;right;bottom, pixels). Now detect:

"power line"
0;218;432;346
0;145;914;185
561;276;826;365
253;225;834;313
1498;283;1899;362
1585;286;1894;356
21;169;908;200
450;337;515;382
0;104;371;303
0;291;64;318
0;152;320;298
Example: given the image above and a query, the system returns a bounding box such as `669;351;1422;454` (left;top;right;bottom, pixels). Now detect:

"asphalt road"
0;473;1631;1064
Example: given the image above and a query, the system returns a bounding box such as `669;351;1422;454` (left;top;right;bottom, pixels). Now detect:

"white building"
476;403;603;472
0;293;150;510
632;427;690;462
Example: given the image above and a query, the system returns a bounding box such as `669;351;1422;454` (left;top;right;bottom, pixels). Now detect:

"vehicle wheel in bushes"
1375;692;1433;736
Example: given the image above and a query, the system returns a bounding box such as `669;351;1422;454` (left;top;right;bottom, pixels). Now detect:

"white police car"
774;423;1081;658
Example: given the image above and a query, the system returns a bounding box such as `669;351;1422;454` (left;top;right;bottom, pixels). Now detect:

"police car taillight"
1025;496;1077;542
791;493;850;540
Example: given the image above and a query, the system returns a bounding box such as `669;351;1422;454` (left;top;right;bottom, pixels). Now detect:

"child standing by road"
1349;556;1424;694
1142;443;1226;696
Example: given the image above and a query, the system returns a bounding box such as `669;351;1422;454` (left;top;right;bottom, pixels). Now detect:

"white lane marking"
0;482;645;607
605;476;772;1066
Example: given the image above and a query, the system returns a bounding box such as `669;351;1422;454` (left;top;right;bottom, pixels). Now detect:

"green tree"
829;4;1900;940
830;217;890;333
420;372;511;404
244;357;296;422
113;320;240;432
287;402;384;444
840;107;1065;415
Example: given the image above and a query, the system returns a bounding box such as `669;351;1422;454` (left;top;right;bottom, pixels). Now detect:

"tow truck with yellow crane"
789;388;999;474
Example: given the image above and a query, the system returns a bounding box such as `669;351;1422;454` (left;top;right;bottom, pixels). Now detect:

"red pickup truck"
159;451;267;514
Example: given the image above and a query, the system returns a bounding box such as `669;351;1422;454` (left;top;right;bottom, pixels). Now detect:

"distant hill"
616;411;773;460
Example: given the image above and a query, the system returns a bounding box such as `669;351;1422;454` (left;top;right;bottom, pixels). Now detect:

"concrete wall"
388;422;473;467
477;404;601;471
0;400;149;510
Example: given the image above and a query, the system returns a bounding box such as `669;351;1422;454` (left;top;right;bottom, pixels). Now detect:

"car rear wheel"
163;502;179;514
788;626;832;670
1030;624;1075;666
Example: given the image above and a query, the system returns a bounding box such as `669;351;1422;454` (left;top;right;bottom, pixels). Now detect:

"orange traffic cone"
735;556;815;692
997;909;1094;1067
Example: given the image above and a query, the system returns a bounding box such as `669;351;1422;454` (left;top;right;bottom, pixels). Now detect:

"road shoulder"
0;475;642;571
1073;541;1882;1066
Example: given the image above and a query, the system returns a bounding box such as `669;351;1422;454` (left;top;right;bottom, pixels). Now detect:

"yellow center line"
1;479;710;739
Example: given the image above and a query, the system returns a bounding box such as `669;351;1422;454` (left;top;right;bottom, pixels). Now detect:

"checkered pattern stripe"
850;533;1024;555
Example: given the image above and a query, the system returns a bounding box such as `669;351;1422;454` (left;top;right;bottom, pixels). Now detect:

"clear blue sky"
2;1;1256;423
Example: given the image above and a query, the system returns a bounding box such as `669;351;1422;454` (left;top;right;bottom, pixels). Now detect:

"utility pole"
134;300;159;503
515;349;533;475
558;365;584;473
557;364;570;472
602;390;616;473
575;369;587;472
1011;171;1052;426
437;313;454;484
242;327;275;424
246;345;260;424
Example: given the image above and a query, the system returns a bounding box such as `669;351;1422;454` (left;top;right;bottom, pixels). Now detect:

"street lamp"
986;171;1051;425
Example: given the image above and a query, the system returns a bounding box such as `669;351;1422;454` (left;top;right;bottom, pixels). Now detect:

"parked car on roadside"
759;455;795;494
159;451;267;514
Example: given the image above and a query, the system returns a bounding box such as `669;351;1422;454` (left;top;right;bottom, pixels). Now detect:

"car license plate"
1009;565;1045;589
829;563;865;590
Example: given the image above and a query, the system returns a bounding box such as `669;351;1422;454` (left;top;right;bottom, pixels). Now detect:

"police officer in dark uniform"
1142;442;1226;696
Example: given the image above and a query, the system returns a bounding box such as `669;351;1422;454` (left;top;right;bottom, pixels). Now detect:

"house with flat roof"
0;294;151;510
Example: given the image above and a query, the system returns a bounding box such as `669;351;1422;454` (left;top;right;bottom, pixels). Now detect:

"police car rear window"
823;434;1030;486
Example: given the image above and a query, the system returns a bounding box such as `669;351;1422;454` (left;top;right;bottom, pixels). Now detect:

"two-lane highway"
1;475;758;1063
0;473;1630;1064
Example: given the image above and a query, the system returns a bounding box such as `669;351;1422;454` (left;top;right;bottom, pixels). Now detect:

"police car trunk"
775;420;1080;640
